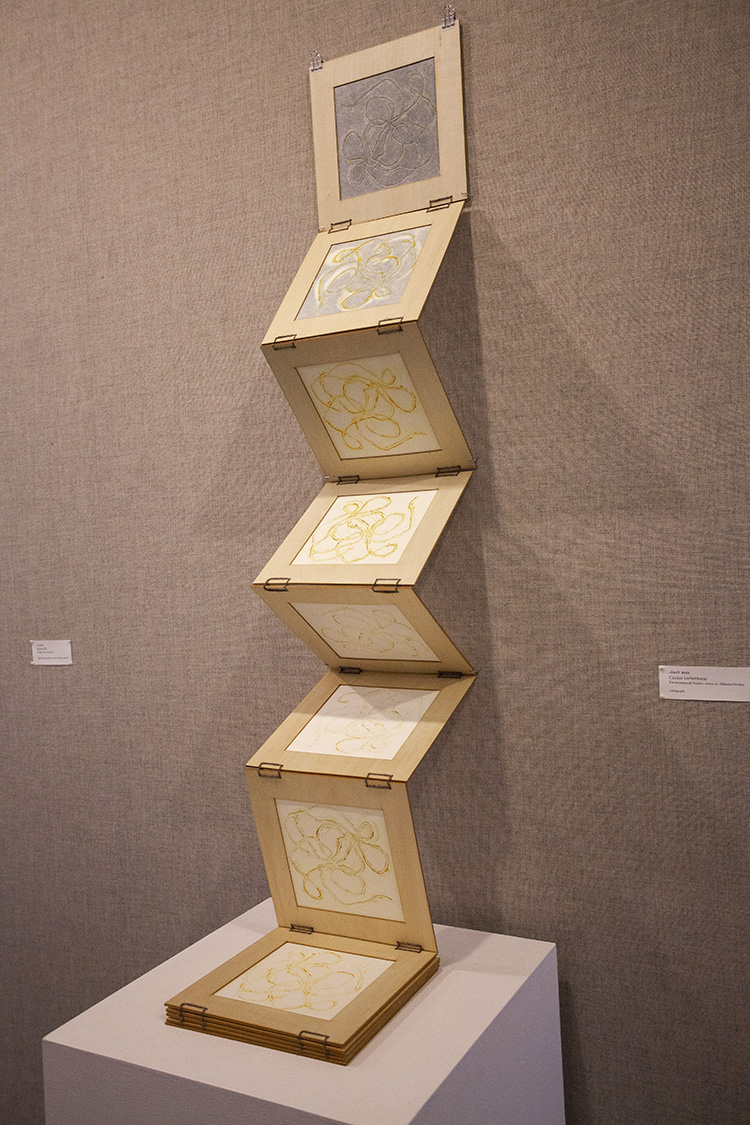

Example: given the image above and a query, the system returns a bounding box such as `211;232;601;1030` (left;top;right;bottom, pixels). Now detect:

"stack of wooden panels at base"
166;17;475;1065
165;936;438;1065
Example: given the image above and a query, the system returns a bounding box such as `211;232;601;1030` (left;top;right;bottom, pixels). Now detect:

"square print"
335;58;440;201
283;683;439;760
276;799;405;922
291;488;438;567
214;941;393;1021
296;351;441;459
290;600;440;662
297;226;430;320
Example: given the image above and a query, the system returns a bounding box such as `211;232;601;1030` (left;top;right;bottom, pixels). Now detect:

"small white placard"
31;640;72;666
659;665;750;702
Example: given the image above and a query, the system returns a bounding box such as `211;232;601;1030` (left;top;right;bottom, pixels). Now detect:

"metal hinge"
336;474;360;485
427;195;454;211
257;762;283;779
339;666;363;675
435;464;462;477
263;577;290;592
178;1003;207;1028
396;940;424;953
438;669;463;679
372;578;399;594
377;316;403;334
365;772;393;789
329;219;352;232
310;51;323;72
272;334;296;350
290;923;314;934
298;1030;329;1055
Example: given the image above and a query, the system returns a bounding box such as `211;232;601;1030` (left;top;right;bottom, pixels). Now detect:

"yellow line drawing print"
276;801;405;921
294;489;437;566
297;354;440;457
214;943;393;1021
285;685;438;760
297;226;430;320
291;602;440;662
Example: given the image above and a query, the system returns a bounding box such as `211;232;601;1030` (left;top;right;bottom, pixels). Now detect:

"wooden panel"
261;322;475;480
253;583;475;674
247;771;436;952
263;202;463;343
246;669;475;781
310;22;466;227
165;925;436;1054
254;470;472;589
167;953;439;1064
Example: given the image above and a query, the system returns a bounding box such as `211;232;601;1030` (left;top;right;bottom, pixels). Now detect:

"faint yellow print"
291;602;440;662
293;489;437;566
276;800;405;921
297;226;430;320
297;353;440;458
285;685;438;760
214;942;393;1021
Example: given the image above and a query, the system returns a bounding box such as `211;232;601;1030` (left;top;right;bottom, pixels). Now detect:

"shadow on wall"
409;208;511;935
413;207;695;1125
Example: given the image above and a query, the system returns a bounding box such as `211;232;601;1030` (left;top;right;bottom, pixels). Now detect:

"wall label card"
659;665;750;702
31;640;72;665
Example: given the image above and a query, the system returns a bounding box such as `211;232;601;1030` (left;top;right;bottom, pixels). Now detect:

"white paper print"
215;942;393;1020
285;684;438;759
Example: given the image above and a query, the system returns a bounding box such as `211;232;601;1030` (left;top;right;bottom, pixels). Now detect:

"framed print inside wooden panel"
254;471;472;588
246;771;436;951
261;322;475;479
263;202;463;343
310;22;466;227
253;583;475;674
247;668;475;781
214;940;394;1020
165;926;436;1054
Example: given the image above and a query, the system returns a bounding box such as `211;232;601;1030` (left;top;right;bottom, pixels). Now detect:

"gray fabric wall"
2;1;748;1122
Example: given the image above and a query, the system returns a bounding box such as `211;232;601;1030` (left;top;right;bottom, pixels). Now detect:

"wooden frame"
261;322;475;480
167;20;474;1068
253;583;474;674
310;22;466;228
246;770;435;951
246;669;475;782
254;471;472;589
166;927;437;1064
263;202;463;344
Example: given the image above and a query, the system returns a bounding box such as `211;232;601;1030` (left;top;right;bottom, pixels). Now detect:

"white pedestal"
43;898;565;1125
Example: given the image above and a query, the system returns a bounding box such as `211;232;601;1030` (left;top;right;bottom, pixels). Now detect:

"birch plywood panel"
261;323;475;479
254;471;472;588
247;771;436;952
310;22;466;227
246;669;475;781
165;926;437;1063
253;583;474;674
263;202;463;343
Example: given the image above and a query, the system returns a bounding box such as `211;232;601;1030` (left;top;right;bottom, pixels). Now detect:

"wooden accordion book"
166;16;475;1065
